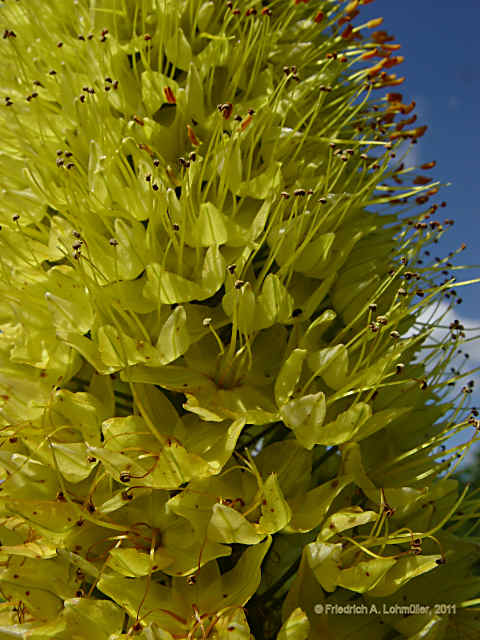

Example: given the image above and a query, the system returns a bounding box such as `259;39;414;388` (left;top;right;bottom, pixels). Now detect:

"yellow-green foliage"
0;0;479;638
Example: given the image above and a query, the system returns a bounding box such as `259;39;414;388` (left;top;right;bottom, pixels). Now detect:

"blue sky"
358;0;480;468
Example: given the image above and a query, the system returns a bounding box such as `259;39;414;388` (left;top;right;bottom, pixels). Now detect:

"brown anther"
294;188;306;196
109;238;118;246
164;86;176;104
280;191;290;199
234;280;245;289
416;196;429;205
218;102;233;119
241;114;253;130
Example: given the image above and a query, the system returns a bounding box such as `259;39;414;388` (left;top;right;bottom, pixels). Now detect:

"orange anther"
395;114;417;130
389;131;403;141
187;124;200;146
400;100;415;114
345;0;359;13
386;92;403;102
379;75;404;87
314;11;324;23
361;48;379;60
366;17;383;28
409;125;428;138
241;114;253;130
383;55;404;68
371;30;394;43
368;59;386;77
421;161;436;170
341;24;354;39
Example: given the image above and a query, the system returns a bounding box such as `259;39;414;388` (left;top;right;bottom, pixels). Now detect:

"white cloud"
413;300;480;364
411;300;480;470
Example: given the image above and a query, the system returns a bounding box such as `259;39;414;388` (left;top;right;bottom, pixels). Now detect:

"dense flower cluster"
0;0;479;638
